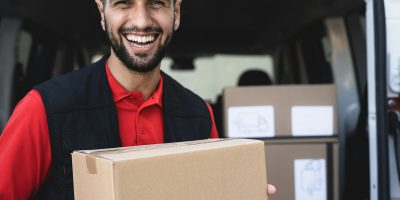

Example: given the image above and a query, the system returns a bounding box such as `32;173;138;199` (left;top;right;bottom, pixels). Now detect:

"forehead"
107;0;174;3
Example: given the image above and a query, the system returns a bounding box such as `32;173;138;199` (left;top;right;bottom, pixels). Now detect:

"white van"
0;0;399;199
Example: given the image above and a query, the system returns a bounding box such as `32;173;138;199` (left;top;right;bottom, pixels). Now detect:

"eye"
113;0;130;6
149;0;167;8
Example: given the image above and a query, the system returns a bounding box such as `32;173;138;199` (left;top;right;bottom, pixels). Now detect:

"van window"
161;54;274;103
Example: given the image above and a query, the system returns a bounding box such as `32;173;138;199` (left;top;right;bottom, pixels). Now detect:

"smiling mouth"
123;33;159;48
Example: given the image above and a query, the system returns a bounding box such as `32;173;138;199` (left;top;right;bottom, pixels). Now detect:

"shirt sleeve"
0;90;51;200
206;103;219;138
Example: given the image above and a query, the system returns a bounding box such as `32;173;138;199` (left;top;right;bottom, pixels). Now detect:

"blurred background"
0;0;375;199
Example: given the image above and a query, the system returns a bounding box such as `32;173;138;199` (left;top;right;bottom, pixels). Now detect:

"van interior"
0;0;373;199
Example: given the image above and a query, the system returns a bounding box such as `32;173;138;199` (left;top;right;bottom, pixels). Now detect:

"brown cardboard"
72;139;268;200
264;137;339;200
223;84;337;138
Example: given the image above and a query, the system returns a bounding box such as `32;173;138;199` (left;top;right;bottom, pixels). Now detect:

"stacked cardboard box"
223;84;337;138
264;138;339;200
223;84;339;200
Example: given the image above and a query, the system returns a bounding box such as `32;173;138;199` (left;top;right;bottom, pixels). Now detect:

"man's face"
98;0;181;73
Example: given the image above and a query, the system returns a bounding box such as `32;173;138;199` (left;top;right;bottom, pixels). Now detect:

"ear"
95;0;106;31
173;0;182;31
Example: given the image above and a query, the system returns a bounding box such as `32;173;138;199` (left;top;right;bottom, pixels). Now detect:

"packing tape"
85;154;98;174
85;138;229;157
83;138;231;174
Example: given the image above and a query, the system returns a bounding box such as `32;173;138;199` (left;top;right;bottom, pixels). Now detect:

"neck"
107;52;161;101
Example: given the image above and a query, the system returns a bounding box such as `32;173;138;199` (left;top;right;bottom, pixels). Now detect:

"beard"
105;20;173;73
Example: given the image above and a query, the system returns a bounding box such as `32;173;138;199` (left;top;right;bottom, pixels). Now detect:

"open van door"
366;0;400;199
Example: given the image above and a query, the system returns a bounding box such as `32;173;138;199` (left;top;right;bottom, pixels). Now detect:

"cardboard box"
264;137;339;200
72;139;268;200
223;84;337;138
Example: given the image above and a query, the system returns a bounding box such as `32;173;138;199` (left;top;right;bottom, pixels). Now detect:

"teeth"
126;34;155;44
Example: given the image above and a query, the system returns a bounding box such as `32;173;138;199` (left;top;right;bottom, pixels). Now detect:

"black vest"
33;57;211;200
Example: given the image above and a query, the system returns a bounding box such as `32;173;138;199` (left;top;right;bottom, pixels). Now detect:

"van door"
367;0;400;199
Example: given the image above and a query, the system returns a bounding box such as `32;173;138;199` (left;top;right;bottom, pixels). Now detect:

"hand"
267;184;276;195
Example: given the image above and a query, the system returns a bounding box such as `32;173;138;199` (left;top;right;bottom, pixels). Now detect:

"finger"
267;184;277;195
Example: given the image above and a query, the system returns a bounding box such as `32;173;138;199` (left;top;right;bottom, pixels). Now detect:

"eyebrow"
108;0;174;3
109;0;130;3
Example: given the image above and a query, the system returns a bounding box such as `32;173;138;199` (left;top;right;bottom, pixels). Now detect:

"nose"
129;4;153;31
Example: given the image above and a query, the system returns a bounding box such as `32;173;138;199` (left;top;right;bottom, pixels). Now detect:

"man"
0;0;275;199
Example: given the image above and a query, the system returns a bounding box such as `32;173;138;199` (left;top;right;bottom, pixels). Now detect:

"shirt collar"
105;62;163;107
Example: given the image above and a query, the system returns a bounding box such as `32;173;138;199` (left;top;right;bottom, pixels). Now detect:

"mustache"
120;26;163;34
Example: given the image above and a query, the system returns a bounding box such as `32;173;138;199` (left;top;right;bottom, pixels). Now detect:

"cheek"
105;12;127;32
158;16;175;34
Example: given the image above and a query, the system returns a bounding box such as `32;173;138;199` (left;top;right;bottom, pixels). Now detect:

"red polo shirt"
0;64;219;199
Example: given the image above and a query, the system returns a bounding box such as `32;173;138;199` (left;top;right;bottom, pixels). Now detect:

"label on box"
294;159;327;200
291;106;334;136
228;106;275;138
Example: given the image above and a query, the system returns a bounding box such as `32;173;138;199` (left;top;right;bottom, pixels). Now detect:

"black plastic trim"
374;0;390;199
327;143;334;200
